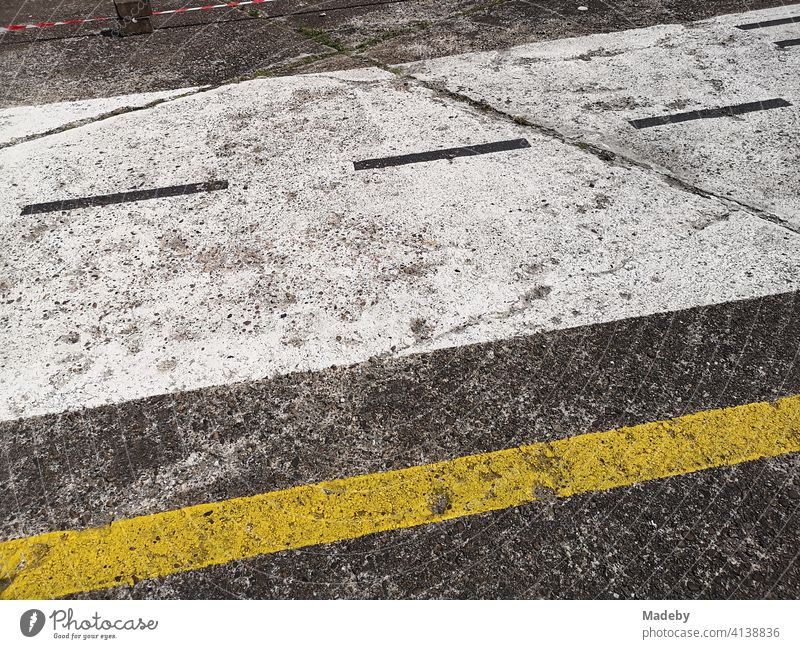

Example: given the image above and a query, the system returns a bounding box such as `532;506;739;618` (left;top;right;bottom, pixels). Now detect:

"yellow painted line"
2;394;799;599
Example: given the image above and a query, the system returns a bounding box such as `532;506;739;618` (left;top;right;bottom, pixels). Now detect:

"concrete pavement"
1;4;799;600
3;67;800;420
1;0;795;105
404;5;800;228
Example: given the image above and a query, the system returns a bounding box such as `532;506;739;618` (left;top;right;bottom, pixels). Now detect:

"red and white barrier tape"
1;0;276;32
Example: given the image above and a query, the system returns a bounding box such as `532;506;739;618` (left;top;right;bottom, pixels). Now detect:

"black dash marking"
736;15;800;30
354;138;531;170
776;37;800;48
20;180;229;216
628;99;792;129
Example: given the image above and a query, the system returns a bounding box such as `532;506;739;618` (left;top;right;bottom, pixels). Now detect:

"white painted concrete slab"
772;25;800;42
2;67;799;420
715;4;800;38
0;87;199;147
404;5;800;227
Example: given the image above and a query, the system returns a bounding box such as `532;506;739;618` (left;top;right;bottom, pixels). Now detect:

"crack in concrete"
380;284;554;359
0;0;500;149
0;87;209;150
5;8;796;242
387;70;800;237
252;15;438;77
258;0;509;77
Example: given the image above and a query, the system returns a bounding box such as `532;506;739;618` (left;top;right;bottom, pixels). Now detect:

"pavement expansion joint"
397;71;800;238
0;87;208;151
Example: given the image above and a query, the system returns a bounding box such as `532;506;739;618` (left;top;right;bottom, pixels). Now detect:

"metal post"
114;0;153;36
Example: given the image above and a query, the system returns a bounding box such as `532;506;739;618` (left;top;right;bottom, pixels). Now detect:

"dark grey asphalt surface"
2;290;799;598
0;0;794;106
77;455;800;599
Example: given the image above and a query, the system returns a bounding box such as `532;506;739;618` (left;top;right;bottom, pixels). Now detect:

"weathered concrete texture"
0;0;256;32
761;19;800;43
0;15;333;107
0;0;794;105
404;5;800;226
0;0;99;25
2;289;799;541
2;69;800;420
271;0;800;70
0;292;797;598
0;87;198;146
74;454;800;599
